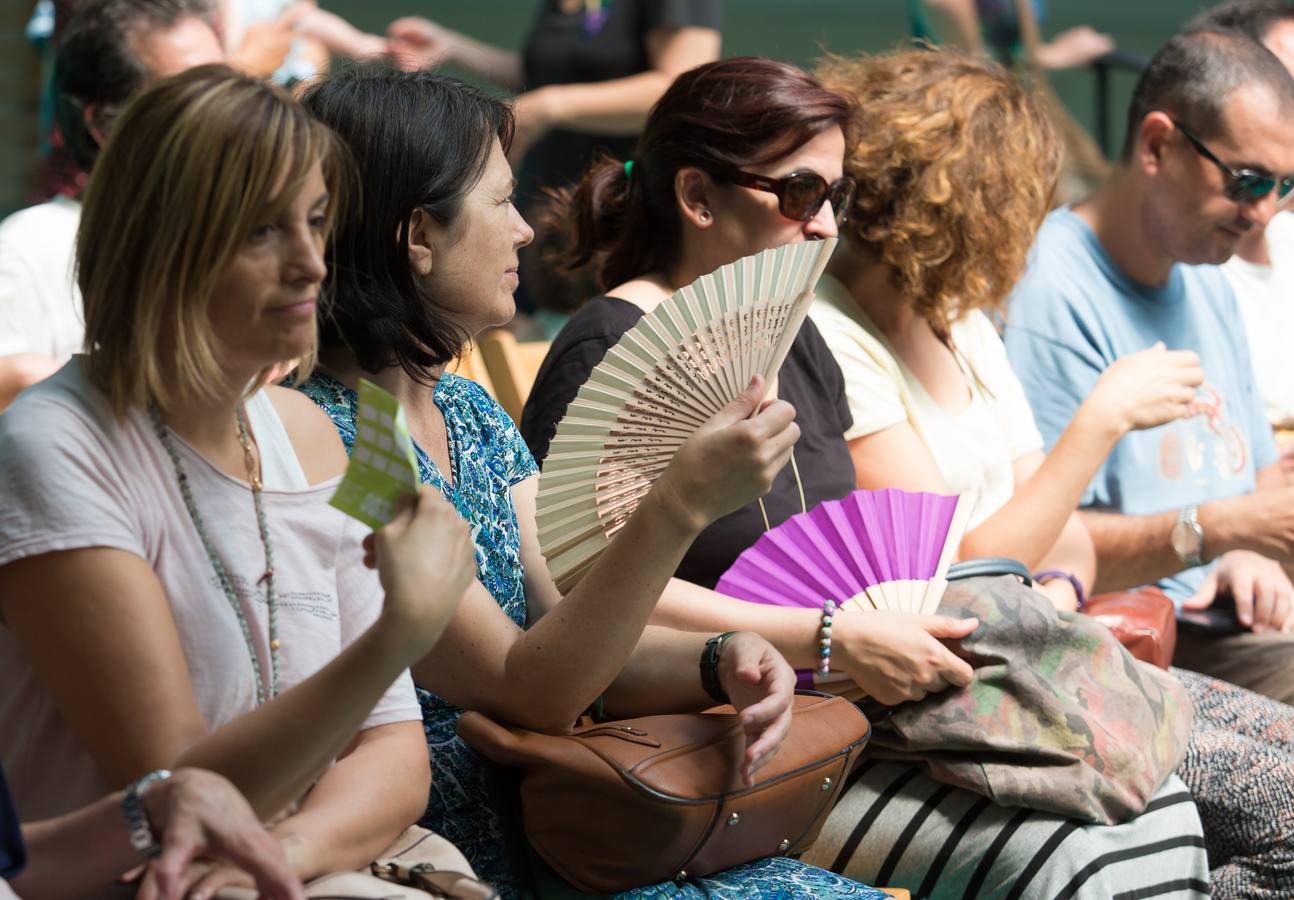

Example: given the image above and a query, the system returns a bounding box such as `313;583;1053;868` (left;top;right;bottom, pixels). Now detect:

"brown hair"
78;64;347;417
816;49;1062;329
548;56;856;291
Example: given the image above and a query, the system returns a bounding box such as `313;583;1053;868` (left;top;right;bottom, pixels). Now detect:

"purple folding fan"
716;488;976;617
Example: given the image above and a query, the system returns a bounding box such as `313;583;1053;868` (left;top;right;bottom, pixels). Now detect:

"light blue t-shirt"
1004;207;1277;603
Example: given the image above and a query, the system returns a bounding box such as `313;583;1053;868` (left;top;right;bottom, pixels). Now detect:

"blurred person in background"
387;0;722;329
913;0;1113;70
216;0;388;85
0;0;223;412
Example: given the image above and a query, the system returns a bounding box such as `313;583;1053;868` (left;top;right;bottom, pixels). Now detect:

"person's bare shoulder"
265;385;348;484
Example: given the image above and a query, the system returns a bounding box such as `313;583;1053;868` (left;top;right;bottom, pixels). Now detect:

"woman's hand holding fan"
715;487;982;704
649;375;800;534
537;239;838;591
827;610;976;706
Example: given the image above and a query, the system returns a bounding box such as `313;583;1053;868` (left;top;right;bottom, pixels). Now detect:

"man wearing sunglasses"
1004;28;1294;703
1196;2;1294;434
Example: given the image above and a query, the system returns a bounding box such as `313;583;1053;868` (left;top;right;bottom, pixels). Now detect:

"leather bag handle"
946;557;1033;585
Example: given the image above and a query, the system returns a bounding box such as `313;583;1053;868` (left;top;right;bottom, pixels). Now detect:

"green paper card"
329;379;420;529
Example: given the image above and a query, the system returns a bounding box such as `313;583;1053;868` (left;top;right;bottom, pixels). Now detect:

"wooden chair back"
448;340;496;398
477;329;551;423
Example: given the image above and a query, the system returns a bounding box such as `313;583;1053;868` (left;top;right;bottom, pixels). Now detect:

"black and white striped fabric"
802;763;1207;899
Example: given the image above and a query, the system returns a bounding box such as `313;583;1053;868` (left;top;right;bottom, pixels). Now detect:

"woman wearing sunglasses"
520;53;1229;899
521;56;984;710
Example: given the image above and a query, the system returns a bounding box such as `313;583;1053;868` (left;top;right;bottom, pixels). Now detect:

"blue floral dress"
300;372;885;900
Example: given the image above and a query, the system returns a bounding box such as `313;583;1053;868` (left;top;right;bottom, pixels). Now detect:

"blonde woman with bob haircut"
0;65;480;896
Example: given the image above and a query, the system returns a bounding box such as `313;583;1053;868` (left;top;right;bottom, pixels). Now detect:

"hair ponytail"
544;152;655;289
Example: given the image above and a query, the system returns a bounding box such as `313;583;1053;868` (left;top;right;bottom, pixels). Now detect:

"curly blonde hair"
815;49;1062;329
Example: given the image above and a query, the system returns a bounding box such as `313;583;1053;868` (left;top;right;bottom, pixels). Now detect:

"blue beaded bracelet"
818;599;836;677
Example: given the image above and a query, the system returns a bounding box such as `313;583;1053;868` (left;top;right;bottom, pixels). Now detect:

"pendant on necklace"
270;639;282;651
258;568;273;586
582;0;608;35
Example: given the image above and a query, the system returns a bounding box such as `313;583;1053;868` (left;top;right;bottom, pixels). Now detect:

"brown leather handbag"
1084;587;1178;670
947;559;1178;669
455;693;871;895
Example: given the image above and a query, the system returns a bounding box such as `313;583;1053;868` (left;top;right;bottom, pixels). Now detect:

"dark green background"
0;0;1231;215
326;0;1219;154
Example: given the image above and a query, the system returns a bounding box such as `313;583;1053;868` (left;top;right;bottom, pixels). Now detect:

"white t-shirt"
809;274;1043;529
1223;210;1294;426
0;360;419;822
0;197;83;359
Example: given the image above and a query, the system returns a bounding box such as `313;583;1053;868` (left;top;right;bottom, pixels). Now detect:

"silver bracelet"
122;769;172;858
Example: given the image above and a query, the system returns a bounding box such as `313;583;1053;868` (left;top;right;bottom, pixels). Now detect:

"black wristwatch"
699;632;737;705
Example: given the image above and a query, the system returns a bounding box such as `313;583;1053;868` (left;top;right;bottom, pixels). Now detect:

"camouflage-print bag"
871;575;1193;826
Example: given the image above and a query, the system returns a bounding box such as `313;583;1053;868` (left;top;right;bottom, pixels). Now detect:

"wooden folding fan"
537;238;838;591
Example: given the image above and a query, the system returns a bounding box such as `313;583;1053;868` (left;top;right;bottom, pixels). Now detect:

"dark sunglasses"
1174;121;1294;203
717;170;857;225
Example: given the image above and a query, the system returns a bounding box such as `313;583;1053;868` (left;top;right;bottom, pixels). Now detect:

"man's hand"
1183;549;1294;633
715;632;796;787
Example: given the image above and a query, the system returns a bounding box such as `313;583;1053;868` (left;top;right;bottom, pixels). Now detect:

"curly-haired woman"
808;47;1294;898
811;46;1205;609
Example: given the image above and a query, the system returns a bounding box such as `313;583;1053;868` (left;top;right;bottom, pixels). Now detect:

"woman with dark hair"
386;1;723;322
521;55;981;708
519;55;1213;897
298;67;883;899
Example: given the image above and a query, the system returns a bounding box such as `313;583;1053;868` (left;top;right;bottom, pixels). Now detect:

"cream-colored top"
809;274;1042;528
0;361;419;823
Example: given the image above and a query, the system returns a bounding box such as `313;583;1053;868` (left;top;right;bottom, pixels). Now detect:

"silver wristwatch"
1171;505;1205;568
122;769;172;857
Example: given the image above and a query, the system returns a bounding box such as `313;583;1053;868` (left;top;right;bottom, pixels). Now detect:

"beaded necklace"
149;403;281;704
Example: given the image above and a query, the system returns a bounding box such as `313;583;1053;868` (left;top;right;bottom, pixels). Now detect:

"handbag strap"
947;557;1033;586
757;450;805;531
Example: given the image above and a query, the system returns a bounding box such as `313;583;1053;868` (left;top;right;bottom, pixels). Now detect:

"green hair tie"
623;159;635;179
